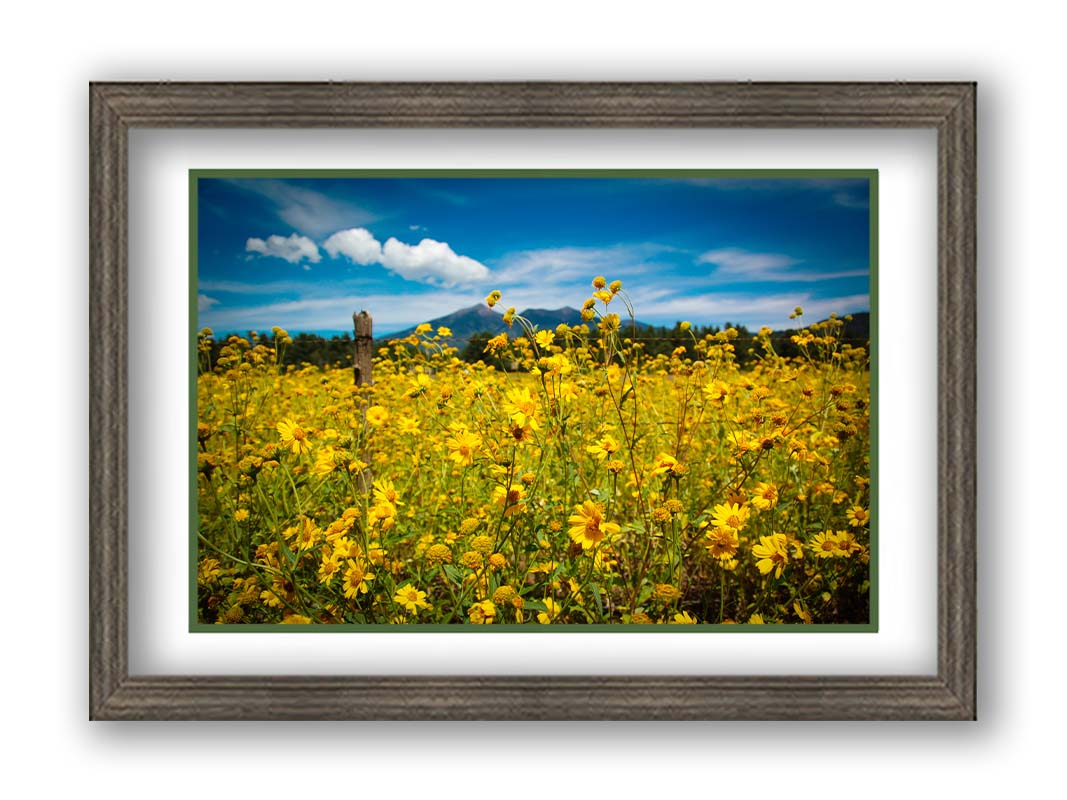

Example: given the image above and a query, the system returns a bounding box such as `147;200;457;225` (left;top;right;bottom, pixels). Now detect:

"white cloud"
197;294;219;312
379;237;490;286
246;233;321;264
323;228;383;265
320;227;489;287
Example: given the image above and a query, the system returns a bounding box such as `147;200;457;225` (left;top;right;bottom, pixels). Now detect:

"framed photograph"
90;82;976;720
190;166;877;632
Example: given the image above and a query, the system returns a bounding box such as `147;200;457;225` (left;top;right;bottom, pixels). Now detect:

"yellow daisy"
585;434;620;461
846;505;870;527
276;418;312;456
445;425;481;467
711;502;750;532
752;533;790;578
750;482;779;511
809;530;840;559
342;559;374;598
468;600;497;625
393;585;431;614
567;501;620;550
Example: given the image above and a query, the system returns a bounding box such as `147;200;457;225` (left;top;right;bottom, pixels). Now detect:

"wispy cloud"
697;247;867;284
199;279;321;296
225;179;377;237
199;290;489;335
199;282;869;335
668;177;865;192
698;247;800;275
419;187;472;207
198;294;219;312
637;292;870;329
493;243;679;287
667;177;871;212
832;191;869;210
246;233;321;264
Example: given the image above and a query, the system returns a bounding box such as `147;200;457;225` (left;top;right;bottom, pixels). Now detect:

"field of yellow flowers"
196;278;871;626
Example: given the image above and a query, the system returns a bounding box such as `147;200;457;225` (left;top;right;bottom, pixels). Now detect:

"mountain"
514;306;584;329
379;304;508;343
380;305;589;344
379;304;653;345
520;306;651;331
377;303;868;349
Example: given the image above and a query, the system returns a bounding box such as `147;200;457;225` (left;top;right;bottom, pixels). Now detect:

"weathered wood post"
352;310;375;493
353;310;373;386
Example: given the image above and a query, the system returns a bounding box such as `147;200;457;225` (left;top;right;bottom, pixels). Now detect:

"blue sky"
196;174;871;336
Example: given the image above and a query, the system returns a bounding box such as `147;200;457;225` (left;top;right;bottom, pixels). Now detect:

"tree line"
200;315;869;374
458;319;869;369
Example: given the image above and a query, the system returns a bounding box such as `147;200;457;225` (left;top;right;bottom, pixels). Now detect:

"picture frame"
89;81;976;720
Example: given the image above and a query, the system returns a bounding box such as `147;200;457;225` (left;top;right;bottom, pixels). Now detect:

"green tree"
460;330;495;365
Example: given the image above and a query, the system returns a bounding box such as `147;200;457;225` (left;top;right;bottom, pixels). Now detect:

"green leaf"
637;582;654;605
442;564;465;586
590;583;604;617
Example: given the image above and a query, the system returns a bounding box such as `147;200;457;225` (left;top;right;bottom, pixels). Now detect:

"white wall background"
3;1;1058;796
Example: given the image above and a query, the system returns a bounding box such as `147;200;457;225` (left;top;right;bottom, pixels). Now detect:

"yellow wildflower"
445;425;481;467
365;405;389;427
711;502;750;532
752;534;790;578
393;584;431;614
276;418;312;456
342;559;374;598
750;482;779;511
586;434;620;461
537;597;561;624
468;600;497;625
567;501;620;550
846;505;870;527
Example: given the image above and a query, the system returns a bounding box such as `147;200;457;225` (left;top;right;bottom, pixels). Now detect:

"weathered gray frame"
89;82;976;720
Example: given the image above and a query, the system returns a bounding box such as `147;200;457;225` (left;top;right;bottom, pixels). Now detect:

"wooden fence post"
353;310;373;386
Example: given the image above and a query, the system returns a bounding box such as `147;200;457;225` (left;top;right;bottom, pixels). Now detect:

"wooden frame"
89;82;976;720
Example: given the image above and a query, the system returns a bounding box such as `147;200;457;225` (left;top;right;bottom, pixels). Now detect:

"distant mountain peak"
379;303;506;343
378;302;657;343
455;303;499;314
513;306;584;329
